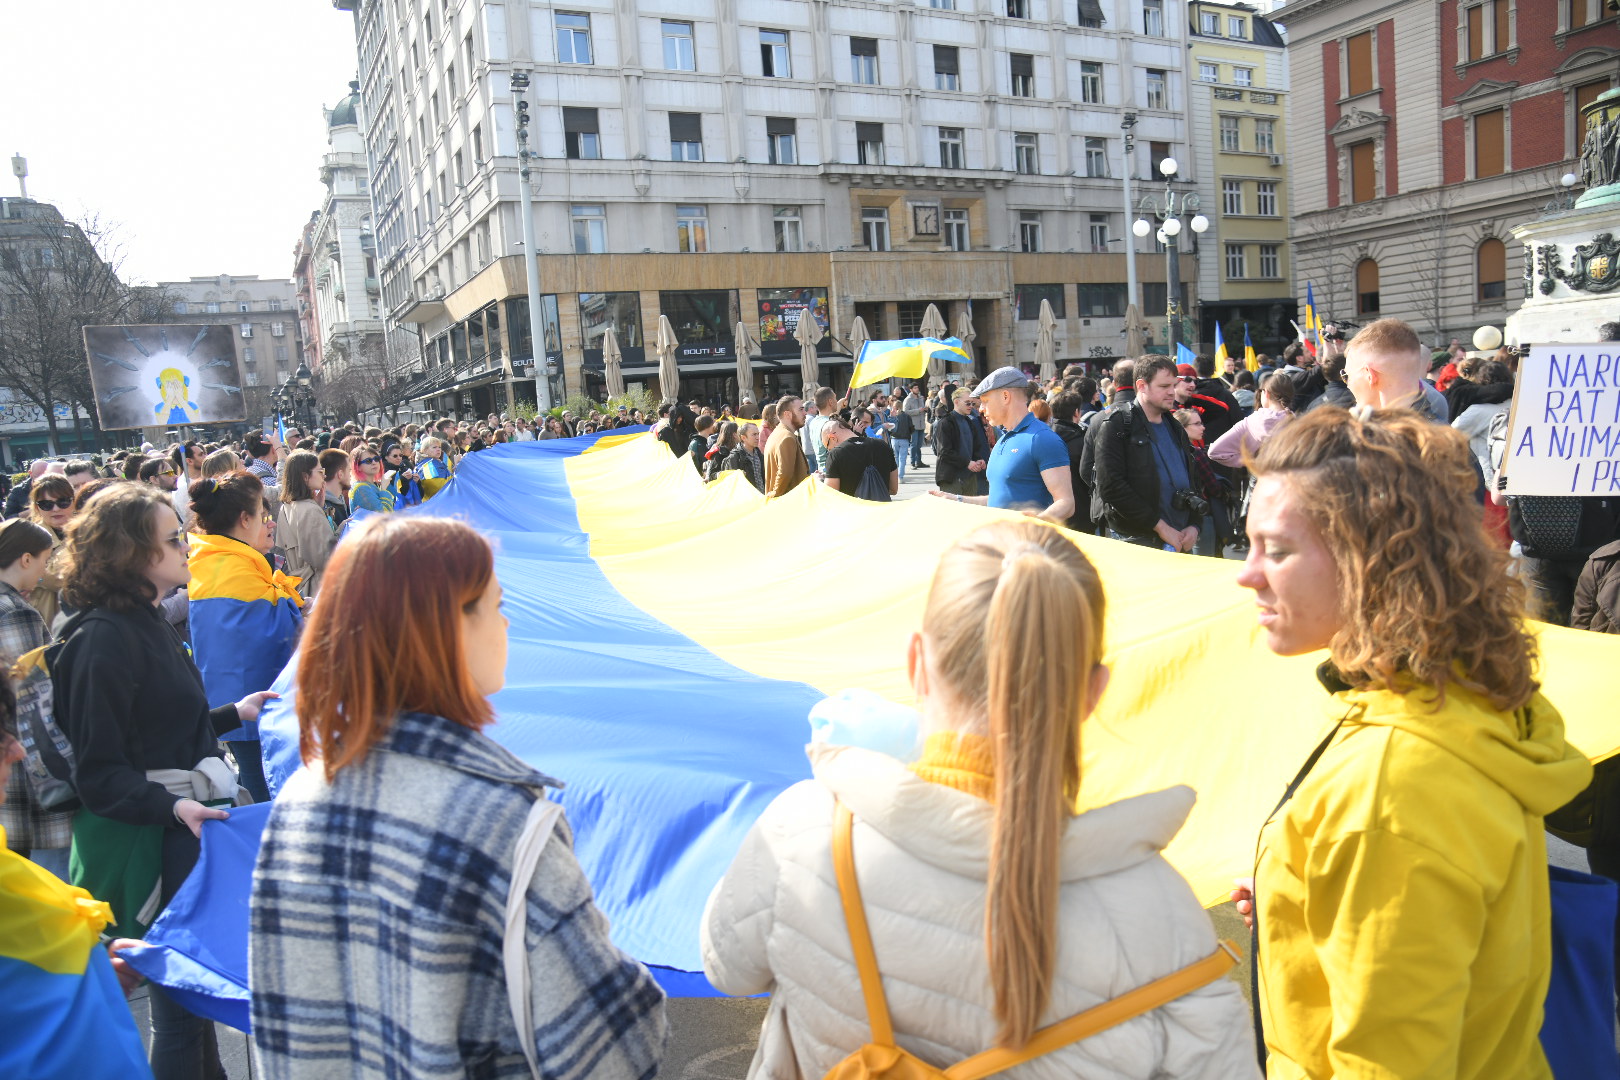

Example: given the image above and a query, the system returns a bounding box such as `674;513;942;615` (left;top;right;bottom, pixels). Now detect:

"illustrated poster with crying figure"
82;324;247;430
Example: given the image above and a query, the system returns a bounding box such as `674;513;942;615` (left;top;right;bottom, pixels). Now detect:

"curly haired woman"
1231;407;1591;1079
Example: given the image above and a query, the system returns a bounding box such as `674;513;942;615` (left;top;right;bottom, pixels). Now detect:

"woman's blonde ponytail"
922;523;1105;1048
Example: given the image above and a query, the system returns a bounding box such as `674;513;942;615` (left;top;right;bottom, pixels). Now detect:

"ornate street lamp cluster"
1132;158;1209;353
270;361;316;431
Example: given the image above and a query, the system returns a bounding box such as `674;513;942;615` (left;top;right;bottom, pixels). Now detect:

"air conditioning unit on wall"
1269;154;1284;167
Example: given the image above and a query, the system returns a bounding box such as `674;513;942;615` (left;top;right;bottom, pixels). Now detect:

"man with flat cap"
930;367;1073;524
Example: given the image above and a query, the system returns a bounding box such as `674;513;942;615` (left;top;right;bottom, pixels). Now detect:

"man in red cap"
1172;360;1240;446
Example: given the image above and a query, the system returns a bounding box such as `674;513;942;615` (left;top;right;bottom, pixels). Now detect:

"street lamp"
1133;157;1209;352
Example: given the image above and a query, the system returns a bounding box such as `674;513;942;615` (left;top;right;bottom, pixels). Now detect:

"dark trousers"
226;739;270;804
938;473;977;497
1523;556;1586;626
150;828;225;1080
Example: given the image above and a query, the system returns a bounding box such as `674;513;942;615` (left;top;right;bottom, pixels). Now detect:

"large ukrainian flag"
187;532;305;740
0;833;152;1078
131;430;1620;1023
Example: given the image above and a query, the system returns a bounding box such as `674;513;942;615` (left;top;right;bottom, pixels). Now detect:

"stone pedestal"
1507;203;1620;346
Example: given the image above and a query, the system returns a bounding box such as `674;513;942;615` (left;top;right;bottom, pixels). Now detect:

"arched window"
1356;259;1380;316
1478;238;1506;302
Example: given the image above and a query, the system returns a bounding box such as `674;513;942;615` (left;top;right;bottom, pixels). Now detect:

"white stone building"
337;0;1206;413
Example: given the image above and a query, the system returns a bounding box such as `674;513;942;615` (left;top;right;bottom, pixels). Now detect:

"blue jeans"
1194;514;1220;557
226;740;269;804
909;429;925;466
895;446;907;483
1108;529;1172;551
29;845;71;880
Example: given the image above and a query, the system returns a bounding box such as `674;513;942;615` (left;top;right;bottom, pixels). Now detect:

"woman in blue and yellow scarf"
418;436;453;500
186;471;304;804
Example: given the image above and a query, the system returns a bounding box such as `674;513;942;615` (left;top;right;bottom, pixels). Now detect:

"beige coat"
701;744;1258;1080
276;499;334;598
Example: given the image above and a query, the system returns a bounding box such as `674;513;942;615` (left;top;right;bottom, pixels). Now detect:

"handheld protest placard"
1500;343;1620;496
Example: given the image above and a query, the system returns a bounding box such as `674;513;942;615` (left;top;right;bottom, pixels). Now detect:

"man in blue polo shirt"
929;367;1074;523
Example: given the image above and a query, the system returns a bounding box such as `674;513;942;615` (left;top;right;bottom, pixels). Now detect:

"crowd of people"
1;314;1617;1080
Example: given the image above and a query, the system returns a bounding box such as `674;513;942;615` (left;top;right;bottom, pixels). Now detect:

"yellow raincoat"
1256;674;1593;1079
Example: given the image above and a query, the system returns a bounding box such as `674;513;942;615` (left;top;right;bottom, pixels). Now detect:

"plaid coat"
250;712;667;1079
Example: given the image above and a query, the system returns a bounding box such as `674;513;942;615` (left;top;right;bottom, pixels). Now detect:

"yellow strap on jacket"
825;800;1240;1080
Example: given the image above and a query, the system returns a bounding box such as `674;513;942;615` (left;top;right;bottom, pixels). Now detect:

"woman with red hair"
249;515;667;1080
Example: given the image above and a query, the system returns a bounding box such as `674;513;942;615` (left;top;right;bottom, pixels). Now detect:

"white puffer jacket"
701;744;1259;1080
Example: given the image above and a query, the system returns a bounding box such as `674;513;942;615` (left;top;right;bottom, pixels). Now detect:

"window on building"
1144;0;1164;35
555;12;592;64
1016;284;1064;318
243;346;255;363
1142;282;1167;311
1018;211;1043;253
934;45;960;91
1201;11;1221;34
1010;53;1035;97
1089;213;1109;252
271;322;285;336
275;345;289;363
1233;67;1253;87
564;107;601;159
240;322;253;337
663;20;696;70
862;207;891;251
1346;31;1374;96
1229;16;1247;38
1226;244;1247;279
1078;282;1127;317
1255;119;1276;154
1222;179;1244;214
1478;237;1507;300
1466;1;1512;61
944;208;969;251
454;149;465;186
1149;140;1171;174
205;301;220;313
761;29;791;77
1571;0;1599;28
447;63;458;100
1474;108;1505;177
1259;244;1280;278
1080;61;1103;103
1077;0;1105;27
465;33;476;72
676;206;708;253
1146;69;1167;109
472;124;483;161
571;204;606;253
1008;0;1029;16
1200;62;1219;83
670;112;703;161
269;297;282;311
766;116;798;165
236;300;251;312
174;301;188;314
1576;80;1610;144
1221;116;1241;151
931;0;956;8
1014;132;1039;174
939;127;965;168
1257;181;1278;216
851;36;878;84
856;121;884;165
1356;258;1380;314
1085;137;1107;177
1350;140;1376;202
774;206;804;252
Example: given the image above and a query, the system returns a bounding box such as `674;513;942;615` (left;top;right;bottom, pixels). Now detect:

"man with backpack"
822;417;898;502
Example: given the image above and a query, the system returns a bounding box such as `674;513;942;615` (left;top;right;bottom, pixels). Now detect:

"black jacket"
1305;381;1357;411
932;410;988;487
1050;419;1092;532
1287;366;1329;412
720;444;765;492
1078;389;1136;503
1093;402;1196;539
1184;379;1243;445
54;605;241;829
3;477;33;520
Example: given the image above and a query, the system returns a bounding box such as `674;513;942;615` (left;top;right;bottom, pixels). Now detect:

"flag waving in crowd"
1213;322;1230;372
1244;324;1259;372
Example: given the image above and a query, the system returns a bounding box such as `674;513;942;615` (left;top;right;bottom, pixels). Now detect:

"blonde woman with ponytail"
702;521;1256;1080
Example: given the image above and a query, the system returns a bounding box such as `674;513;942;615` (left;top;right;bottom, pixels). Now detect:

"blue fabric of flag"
137;429;818;1023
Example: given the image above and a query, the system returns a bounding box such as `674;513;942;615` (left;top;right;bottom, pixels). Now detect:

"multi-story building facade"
337;0;1205;415
309;83;389;387
158;274;302;423
1187;0;1295;353
291;212;325;379
1281;0;1618;347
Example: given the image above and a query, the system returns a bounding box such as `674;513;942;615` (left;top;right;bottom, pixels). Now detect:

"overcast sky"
2;2;361;286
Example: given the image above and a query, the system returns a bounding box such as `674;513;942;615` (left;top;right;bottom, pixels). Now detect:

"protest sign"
1502;344;1620;496
82;324;246;430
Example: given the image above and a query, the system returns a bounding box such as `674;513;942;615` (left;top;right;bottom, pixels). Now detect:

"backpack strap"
504;792;566;1080
832;800;897;1048
943;942;1240;1080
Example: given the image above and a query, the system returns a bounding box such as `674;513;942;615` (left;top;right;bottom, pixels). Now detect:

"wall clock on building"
912;203;940;236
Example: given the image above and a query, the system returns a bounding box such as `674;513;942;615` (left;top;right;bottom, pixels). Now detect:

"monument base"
1508;203;1620;347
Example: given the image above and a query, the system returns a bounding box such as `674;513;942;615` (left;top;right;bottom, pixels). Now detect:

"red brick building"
1281;0;1617;346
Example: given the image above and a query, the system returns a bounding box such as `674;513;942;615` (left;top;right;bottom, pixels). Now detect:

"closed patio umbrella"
794;307;823;392
656;315;680;403
1035;298;1059;383
602;327;626;399
919;304;949;380
1124;303;1148;360
733;320;757;408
